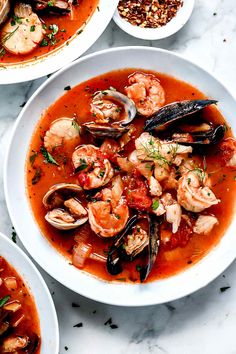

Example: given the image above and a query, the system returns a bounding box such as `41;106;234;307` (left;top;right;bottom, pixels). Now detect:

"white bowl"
113;0;195;40
4;47;236;307
0;0;118;84
0;232;59;352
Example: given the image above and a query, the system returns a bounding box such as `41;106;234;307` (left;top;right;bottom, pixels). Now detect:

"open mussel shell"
106;214;160;282
93;90;137;126
83;122;129;139
144;99;218;132
43;183;83;209
172;125;225;146
45;209;88;231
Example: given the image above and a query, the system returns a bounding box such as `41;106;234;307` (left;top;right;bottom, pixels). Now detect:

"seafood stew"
0;256;40;353
26;68;236;283
0;0;98;65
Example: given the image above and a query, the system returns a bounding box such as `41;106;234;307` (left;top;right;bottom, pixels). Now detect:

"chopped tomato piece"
125;176;152;210
218;138;236;165
77;172;90;188
163;219;193;250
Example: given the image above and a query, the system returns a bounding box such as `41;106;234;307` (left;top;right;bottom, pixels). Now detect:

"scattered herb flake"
11;231;17;244
220;286;230;293
0;295;10;307
32;167;42;185
110;324;118;329
29;152;38;166
104;318;112;326
64;86;71;91
152;199;159;210
73;322;83;328
40;147;59;166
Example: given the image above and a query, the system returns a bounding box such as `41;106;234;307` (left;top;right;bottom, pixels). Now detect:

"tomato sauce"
0;0;98;65
26;69;236;283
0;257;40;352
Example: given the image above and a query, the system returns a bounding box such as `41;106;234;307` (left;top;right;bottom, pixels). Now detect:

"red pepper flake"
118;0;183;28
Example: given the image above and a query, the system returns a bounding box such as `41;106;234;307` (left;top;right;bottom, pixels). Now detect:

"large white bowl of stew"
0;0;118;84
4;47;236;306
0;232;59;353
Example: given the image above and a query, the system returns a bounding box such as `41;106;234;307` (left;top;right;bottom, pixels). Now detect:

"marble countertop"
1;0;236;353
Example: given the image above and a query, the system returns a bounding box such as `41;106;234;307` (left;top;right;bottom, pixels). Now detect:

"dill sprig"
0;26;19;57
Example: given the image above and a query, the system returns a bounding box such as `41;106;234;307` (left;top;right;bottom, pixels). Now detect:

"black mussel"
106;214;160;282
25;333;40;353
171;125;225;146
144;99;218;132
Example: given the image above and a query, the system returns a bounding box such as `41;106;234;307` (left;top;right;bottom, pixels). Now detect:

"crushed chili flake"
118;0;183;28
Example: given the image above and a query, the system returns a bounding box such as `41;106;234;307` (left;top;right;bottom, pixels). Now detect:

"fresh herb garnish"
0;295;10;307
136;265;142;272
40;147;59;166
72;119;80;133
40;38;48;47
29;152;38;166
64;86;71;91
30;25;35;32
152;199;159;210
75;158;88;172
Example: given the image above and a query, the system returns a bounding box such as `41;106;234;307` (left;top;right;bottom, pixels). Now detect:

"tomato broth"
0;0;99;65
26;69;236;283
0;256;40;353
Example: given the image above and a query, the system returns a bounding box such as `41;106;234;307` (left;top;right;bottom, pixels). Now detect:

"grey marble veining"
0;0;236;353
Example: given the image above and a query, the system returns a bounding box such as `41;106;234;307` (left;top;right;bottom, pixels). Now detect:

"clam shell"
43;183;83;209
45;209;88;231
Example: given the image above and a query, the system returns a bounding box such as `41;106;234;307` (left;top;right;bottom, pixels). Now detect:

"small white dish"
4;46;236;307
0;232;59;353
113;0;195;40
0;0;118;84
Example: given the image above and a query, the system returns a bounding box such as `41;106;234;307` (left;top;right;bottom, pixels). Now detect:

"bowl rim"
0;0;118;85
113;0;195;40
4;46;236;307
0;232;59;352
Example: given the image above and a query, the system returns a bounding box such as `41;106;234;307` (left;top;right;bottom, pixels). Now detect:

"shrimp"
1;3;45;55
125;72;165;116
161;193;182;233
135;132;192;165
72;144;114;190
44;118;80;151
177;170;220;212
88;176;129;237
193;215;218;235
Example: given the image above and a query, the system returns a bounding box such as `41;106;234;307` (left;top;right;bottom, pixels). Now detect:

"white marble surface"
1;0;236;353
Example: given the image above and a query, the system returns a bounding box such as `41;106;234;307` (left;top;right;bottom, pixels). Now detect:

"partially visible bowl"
0;232;59;353
4;46;236;306
0;0;118;84
113;0;195;40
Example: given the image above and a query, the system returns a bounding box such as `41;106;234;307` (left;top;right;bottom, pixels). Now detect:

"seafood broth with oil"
26;69;236;283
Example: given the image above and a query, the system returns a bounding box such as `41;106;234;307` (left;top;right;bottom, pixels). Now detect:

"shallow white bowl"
0;232;59;352
0;0;118;84
113;0;195;40
4;47;236;306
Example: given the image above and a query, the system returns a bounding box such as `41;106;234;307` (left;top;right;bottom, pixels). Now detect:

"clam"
106;214;160;282
0;0;10;25
43;183;88;230
144;99;218;132
84;90;137;139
